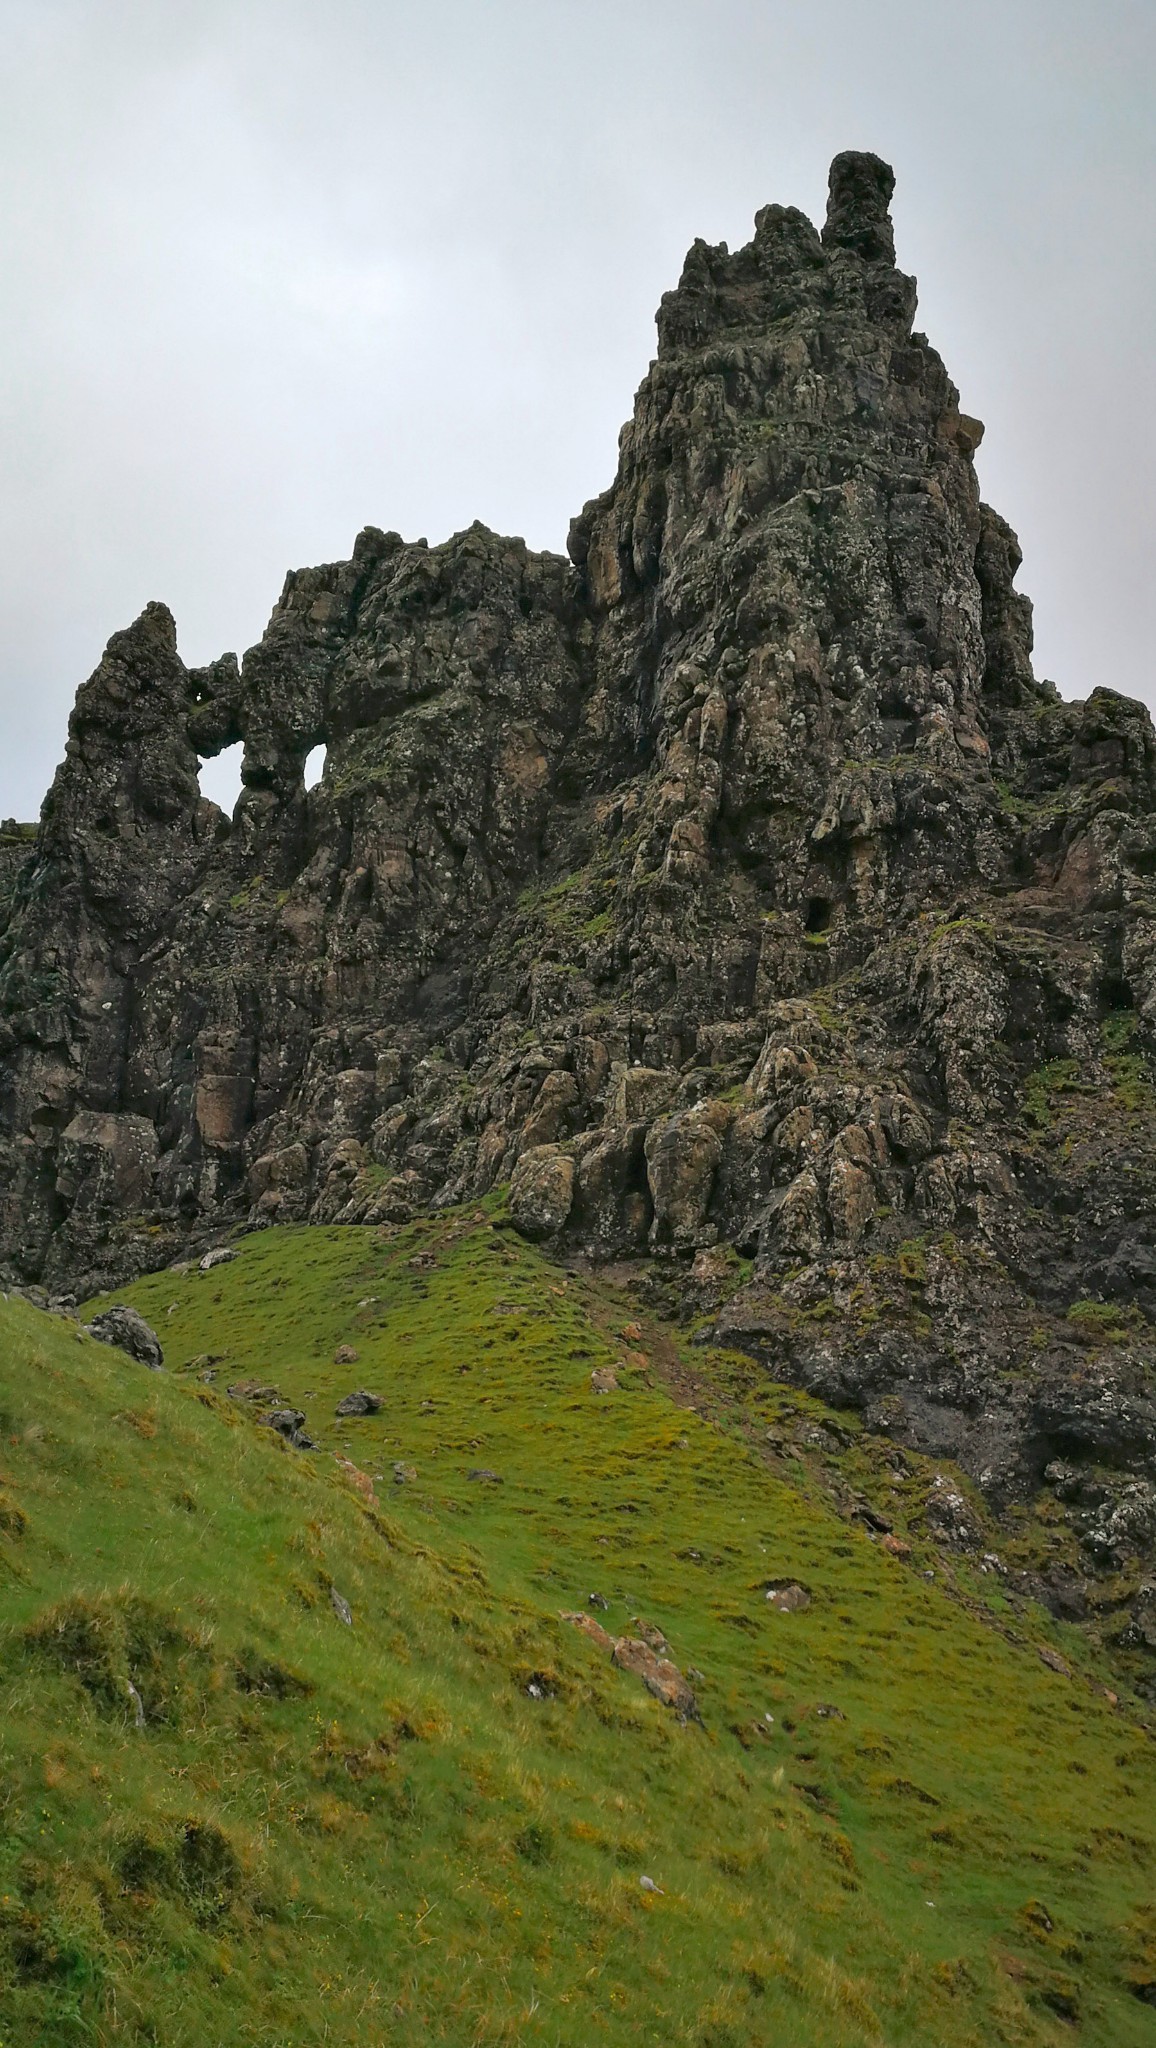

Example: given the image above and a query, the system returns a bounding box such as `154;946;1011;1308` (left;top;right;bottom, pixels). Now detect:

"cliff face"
5;153;1156;1610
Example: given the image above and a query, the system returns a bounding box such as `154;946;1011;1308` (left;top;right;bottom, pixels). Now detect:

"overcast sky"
1;0;1153;818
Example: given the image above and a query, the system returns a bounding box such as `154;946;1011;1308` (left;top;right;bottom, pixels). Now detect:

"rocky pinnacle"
4;156;1156;1628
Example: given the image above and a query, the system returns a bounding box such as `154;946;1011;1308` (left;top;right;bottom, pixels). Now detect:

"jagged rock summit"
5;154;1156;1591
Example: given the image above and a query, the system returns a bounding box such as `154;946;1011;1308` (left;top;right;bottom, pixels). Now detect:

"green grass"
2;1212;1156;2042
1022;1016;1154;1133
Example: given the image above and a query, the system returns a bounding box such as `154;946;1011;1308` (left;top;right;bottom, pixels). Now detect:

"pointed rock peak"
822;150;896;264
104;600;180;668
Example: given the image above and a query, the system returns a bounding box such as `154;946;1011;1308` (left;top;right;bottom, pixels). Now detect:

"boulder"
335;1389;383;1417
86;1306;164;1371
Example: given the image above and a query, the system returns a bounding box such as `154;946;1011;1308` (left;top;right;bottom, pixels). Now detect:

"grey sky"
1;0;1153;819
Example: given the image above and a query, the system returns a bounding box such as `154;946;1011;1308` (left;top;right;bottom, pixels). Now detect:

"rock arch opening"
198;741;245;817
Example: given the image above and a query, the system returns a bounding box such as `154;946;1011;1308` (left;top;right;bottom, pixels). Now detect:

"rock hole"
804;896;833;934
303;744;327;791
198;741;244;817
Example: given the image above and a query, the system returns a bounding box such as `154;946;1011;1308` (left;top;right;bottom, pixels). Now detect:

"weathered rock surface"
611;1636;700;1720
259;1407;314;1450
561;1610;700;1718
5;153;1156;1637
334;1389;383;1417
85;1305;164;1370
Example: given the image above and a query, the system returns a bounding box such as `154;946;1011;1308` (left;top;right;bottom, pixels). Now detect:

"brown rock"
560;1610;617;1654
612;1637;699;1720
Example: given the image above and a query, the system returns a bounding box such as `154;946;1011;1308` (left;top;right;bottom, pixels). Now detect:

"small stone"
333;1344;360;1366
881;1533;912;1559
329;1586;353;1626
393;1461;417;1484
467;1467;503;1483
86;1306;164;1371
765;1581;811;1612
590;1366;618;1394
335;1389;383;1416
1037;1646;1072;1677
198;1247;236;1271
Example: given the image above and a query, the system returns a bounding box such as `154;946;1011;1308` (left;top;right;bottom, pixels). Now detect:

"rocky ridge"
4;153;1156;1647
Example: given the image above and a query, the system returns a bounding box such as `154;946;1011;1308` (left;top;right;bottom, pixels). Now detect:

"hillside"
2;1209;1155;2043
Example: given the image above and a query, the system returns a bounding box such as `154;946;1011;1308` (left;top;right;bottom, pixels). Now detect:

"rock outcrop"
5;153;1156;1610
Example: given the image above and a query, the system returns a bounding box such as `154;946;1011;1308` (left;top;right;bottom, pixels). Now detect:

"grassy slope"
1;1211;1154;2044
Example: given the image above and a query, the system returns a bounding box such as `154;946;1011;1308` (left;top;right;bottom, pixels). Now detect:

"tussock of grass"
0;1212;1153;2041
